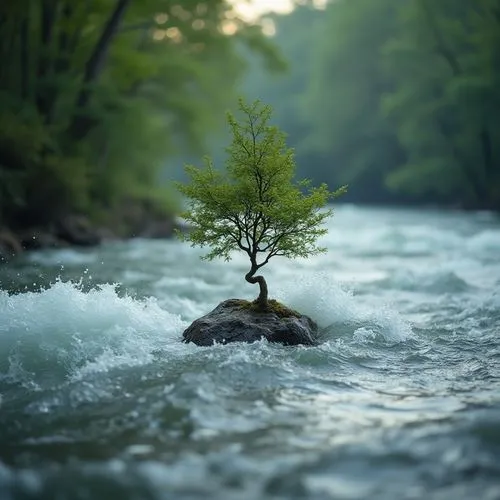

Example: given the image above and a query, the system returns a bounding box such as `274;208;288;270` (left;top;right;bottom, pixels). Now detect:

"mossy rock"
231;298;301;318
182;298;318;346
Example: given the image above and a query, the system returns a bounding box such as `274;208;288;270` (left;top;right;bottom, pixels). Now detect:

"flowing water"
0;206;499;500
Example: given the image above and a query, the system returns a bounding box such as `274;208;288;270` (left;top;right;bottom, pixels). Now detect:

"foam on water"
0;281;187;386
0;272;413;393
27;248;97;265
0;206;499;500
275;272;413;343
466;228;500;254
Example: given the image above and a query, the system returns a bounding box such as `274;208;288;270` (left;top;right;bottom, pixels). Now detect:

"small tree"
177;99;346;310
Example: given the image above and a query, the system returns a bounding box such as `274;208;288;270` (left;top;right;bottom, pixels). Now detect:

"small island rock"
182;299;318;346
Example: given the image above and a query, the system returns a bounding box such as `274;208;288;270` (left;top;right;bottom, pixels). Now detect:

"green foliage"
381;0;500;208
302;0;406;203
244;0;500;210
177;98;344;264
0;95;92;224
0;0;284;228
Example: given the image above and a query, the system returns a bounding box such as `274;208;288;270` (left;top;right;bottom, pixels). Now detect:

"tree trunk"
2;17;18;90
435;114;487;203
245;265;268;310
20;17;29;99
480;127;494;177
77;0;130;108
420;0;495;207
36;0;58;116
54;2;73;74
68;0;131;140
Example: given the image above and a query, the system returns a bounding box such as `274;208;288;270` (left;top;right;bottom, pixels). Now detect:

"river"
0;205;499;500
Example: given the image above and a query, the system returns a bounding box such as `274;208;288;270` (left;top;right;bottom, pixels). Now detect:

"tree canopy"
0;0;283;230
243;0;500;211
2;0;498;232
177;99;345;309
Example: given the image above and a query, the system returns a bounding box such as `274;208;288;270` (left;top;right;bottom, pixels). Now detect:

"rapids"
0;206;499;499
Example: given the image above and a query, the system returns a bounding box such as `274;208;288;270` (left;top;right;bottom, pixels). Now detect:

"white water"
0;206;499;500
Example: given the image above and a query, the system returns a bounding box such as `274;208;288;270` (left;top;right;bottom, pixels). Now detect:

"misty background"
1;0;499;237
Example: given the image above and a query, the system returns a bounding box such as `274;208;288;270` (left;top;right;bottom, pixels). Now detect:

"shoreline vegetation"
242;2;500;212
0;199;184;263
1;1;499;266
2;199;496;265
0;1;283;264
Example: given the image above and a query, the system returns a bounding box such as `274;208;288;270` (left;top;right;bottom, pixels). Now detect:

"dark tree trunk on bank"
420;0;496;207
36;0;58;117
245;264;268;310
69;0;131;139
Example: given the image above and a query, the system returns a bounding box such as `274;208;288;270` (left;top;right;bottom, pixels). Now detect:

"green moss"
232;298;301;318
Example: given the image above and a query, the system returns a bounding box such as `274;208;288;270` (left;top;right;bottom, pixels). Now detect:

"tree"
177;99;345;310
302;0;406;204
382;0;500;209
0;0;284;228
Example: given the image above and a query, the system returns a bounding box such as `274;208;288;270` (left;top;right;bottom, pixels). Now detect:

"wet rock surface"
182;299;318;346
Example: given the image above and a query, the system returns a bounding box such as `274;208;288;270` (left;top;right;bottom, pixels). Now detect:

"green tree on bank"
303;0;406;204
382;0;500;208
244;0;500;211
0;0;283;230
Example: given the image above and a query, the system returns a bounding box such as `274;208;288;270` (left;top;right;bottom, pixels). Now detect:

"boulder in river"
182;298;318;346
19;228;67;250
55;215;102;246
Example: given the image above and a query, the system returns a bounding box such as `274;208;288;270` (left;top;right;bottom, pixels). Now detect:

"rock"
19;228;66;250
182;299;318;346
55;215;101;246
109;199;176;239
138;218;174;238
95;226;119;242
0;229;22;262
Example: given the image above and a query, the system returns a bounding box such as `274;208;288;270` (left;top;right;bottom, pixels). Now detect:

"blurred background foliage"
245;0;500;210
1;0;499;234
0;0;283;229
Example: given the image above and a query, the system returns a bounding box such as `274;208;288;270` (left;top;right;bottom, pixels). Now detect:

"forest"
0;0;282;242
1;0;499;252
248;0;500;209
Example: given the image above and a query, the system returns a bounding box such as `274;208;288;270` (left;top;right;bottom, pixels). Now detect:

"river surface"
0;205;499;500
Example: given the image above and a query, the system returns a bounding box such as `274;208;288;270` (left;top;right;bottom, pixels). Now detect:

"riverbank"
0;200;184;263
3;200;498;264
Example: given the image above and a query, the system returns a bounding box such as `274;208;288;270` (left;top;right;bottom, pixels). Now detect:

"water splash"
0;281;187;386
276;272;413;343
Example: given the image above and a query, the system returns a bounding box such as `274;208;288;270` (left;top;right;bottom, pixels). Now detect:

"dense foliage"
177;99;344;309
245;0;500;210
0;0;282;229
3;0;498;232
